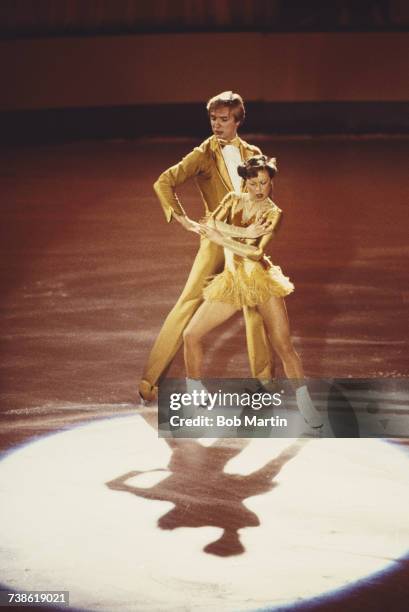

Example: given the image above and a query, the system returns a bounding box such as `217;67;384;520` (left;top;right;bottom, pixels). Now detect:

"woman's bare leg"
258;296;323;428
183;301;239;379
257;296;304;380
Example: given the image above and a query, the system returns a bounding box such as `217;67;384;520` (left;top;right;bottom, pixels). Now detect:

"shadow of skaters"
106;438;307;557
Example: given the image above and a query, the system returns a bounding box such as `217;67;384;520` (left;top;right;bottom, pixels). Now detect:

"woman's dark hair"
237;155;278;180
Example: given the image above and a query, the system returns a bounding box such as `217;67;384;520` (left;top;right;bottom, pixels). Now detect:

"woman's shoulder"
221;191;243;207
265;198;282;215
232;191;251;205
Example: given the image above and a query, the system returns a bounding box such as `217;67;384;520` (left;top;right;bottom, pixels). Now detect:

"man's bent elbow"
153;178;161;195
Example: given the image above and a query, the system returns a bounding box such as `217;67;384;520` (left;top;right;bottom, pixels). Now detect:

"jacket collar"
209;135;259;193
209;134;252;154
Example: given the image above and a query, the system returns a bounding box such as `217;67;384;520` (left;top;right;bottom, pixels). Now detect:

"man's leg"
139;239;224;401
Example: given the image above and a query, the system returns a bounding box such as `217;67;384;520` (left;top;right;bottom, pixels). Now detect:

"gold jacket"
154;135;262;221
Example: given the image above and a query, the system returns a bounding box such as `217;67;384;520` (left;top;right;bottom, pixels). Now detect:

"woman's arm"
180;191;236;234
202;195;273;238
210;216;273;239
220;231;274;260
200;205;282;261
176;191;270;238
203;196;278;239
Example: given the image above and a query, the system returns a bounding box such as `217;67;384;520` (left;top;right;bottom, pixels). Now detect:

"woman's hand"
198;220;224;245
173;213;201;233
246;218;274;238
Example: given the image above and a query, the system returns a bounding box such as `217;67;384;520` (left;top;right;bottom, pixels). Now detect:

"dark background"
0;0;408;142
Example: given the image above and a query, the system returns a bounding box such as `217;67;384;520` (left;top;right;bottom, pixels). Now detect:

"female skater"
183;155;323;430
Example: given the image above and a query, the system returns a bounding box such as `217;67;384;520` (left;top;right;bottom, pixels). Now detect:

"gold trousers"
139;238;273;401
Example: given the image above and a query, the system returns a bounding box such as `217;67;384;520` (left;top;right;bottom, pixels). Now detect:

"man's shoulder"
177;137;214;167
239;138;262;155
192;136;214;155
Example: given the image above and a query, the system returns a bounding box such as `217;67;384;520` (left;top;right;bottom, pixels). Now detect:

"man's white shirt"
221;144;242;192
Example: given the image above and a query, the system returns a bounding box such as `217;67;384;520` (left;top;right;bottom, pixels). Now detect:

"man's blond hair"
206;91;245;125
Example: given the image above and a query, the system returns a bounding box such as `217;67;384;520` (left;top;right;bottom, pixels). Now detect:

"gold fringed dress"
203;192;294;308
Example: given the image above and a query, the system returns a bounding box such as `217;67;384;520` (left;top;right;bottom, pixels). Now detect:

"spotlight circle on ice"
0;414;408;611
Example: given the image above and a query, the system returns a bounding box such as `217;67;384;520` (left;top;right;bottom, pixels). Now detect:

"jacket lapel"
238;138;255;193
210;136;234;192
210;136;256;194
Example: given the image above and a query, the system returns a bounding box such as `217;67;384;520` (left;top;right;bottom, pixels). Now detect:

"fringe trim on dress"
203;264;294;308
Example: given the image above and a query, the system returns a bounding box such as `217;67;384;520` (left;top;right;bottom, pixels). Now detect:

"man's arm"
153;144;208;223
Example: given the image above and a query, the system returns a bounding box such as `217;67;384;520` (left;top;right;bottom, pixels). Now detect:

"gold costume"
203;192;294;307
139;135;274;401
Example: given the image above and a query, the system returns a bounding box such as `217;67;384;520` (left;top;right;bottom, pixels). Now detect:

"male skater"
139;91;273;402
